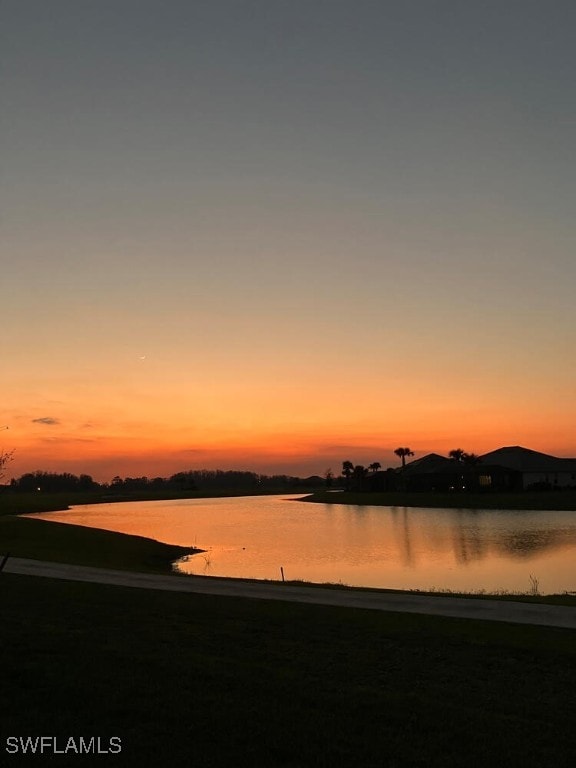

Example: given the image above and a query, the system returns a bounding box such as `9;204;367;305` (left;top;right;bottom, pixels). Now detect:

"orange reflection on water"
28;495;576;594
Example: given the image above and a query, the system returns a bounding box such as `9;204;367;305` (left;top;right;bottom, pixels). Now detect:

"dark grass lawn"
2;574;576;767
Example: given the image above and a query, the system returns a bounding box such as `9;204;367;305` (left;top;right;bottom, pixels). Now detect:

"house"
364;445;576;493
397;454;522;493
365;454;521;493
478;446;576;490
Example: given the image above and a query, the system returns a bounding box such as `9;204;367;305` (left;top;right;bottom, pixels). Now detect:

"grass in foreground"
302;489;576;510
1;573;576;767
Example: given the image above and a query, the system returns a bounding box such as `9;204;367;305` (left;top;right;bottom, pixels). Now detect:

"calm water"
30;494;576;593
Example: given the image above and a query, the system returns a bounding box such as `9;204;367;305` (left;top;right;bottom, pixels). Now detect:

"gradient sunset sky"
3;1;575;481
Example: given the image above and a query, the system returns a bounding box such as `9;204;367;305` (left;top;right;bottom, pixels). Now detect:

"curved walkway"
5;556;576;629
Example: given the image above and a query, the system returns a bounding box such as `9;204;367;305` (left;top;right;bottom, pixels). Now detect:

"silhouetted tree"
12;471;98;493
353;465;368;490
462;452;481;465
394;447;414;467
167;469;310;492
78;474;97;491
448;449;466;462
324;468;334;488
368;462;381;473
342;461;354;490
0;449;14;482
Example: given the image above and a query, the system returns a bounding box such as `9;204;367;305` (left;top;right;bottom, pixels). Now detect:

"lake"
30;494;576;594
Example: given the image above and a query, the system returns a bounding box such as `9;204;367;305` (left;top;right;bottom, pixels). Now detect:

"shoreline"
299;489;576;511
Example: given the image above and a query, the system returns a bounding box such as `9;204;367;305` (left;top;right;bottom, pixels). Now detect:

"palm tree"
368;462;381;473
448;449;479;492
394;447;414;468
341;460;354;490
353;464;368;490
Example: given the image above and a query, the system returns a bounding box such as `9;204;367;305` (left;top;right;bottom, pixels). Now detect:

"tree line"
6;469;325;494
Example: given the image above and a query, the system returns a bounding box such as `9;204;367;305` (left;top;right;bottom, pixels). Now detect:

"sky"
2;0;576;482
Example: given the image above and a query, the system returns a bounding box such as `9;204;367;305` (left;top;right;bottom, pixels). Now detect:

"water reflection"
388;506;576;565
27;495;576;593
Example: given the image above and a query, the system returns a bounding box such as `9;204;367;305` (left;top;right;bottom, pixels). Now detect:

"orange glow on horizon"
3;308;575;482
5;411;576;483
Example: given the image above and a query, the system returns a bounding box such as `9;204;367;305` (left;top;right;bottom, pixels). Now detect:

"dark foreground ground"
2;490;576;766
2;573;576;767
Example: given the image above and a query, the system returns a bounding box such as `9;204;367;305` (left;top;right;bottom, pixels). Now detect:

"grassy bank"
0;515;195;573
0;490;187;516
2;573;576;767
0;489;200;573
302;489;576;510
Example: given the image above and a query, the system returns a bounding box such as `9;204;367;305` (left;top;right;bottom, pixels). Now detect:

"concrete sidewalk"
4;556;576;629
